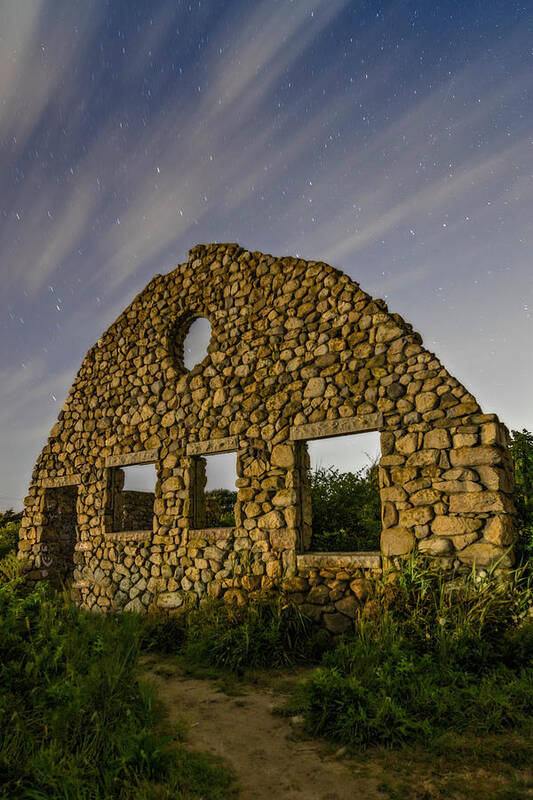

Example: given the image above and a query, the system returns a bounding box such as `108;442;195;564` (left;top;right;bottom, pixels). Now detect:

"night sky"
0;0;532;510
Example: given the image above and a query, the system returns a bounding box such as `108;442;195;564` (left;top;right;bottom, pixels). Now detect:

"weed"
141;594;324;672
0;518;20;560
310;464;381;551
0;579;234;798
289;558;533;751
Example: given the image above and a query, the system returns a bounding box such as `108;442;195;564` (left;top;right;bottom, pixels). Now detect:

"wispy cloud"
0;0;531;508
0;2;105;153
1;0;529;299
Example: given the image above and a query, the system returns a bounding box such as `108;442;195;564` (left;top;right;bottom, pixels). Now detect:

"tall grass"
142;594;323;671
290;558;533;749
0;574;233;799
370;555;533;642
0;520;19;560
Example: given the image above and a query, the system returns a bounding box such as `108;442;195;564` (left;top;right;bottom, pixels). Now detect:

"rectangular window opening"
302;431;381;553
110;463;157;533
191;451;238;529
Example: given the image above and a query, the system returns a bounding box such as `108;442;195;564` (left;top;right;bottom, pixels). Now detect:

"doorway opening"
41;485;78;583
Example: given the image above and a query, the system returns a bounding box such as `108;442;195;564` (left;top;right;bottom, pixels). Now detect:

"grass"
141;593;325;673
344;729;533;800
0;559;234;799
2;506;532;798
288;618;533;747
140;556;533;798
284;558;533;755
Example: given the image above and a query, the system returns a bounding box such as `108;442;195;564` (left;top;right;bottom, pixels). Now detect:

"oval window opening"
183;317;212;370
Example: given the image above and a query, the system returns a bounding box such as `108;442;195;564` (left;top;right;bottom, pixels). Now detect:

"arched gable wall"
18;243;515;628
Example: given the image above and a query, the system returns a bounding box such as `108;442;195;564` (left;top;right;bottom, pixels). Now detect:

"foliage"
141;595;323;671
0;578;233;799
141;614;188;655
0;520;19;560
0;508;22;527
294;625;532;749
370;555;533;643
205;490;237;527
509;428;533;562
0;551;23;583
289;557;533;750
0;508;21;561
309;464;381;551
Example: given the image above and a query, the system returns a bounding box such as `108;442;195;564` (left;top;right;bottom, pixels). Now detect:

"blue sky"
0;0;531;509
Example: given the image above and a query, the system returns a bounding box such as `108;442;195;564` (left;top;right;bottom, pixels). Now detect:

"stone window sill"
188;527;235;541
105;530;152;541
297;552;381;570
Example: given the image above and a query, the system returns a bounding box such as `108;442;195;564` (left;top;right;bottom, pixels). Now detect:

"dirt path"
144;659;383;800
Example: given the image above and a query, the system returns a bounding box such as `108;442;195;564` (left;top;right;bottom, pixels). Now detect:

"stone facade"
119;490;156;534
18;243;515;629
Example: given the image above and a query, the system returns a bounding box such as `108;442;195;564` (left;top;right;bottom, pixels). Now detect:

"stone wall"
121;490;155;533
18;243;515;626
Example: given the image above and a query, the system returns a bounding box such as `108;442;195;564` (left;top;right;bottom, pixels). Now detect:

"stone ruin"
18;243;516;632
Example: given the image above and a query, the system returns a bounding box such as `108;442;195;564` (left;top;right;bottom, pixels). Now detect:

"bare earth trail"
144;659;383;800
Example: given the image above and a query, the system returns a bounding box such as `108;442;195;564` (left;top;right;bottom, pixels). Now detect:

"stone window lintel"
290;413;383;442
39;475;81;488
106;449;158;467
188;526;235;542
105;530;152;541
186;436;239;456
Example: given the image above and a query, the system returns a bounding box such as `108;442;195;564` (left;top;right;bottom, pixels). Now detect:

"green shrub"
0;509;22;527
290;559;533;750
295;621;533;748
141;595;323;671
0;514;22;582
141;614;187;654
0;580;232;799
310;464;381;551
205;490;237;528
0;520;19;560
184;596;320;670
510;429;533;562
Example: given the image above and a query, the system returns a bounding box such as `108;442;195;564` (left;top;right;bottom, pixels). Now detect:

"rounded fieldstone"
323;612;352;634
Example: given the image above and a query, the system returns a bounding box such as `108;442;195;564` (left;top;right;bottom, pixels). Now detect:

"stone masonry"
18;243;516;633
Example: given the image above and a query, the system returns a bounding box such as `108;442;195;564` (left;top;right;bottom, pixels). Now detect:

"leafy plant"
293;622;533;748
0;579;233;798
289;557;533;750
509;428;533;562
141;614;187;654
0;551;23;582
141;594;323;671
0;519;20;560
205;489;237;527
0;509;22;527
310;463;381;551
